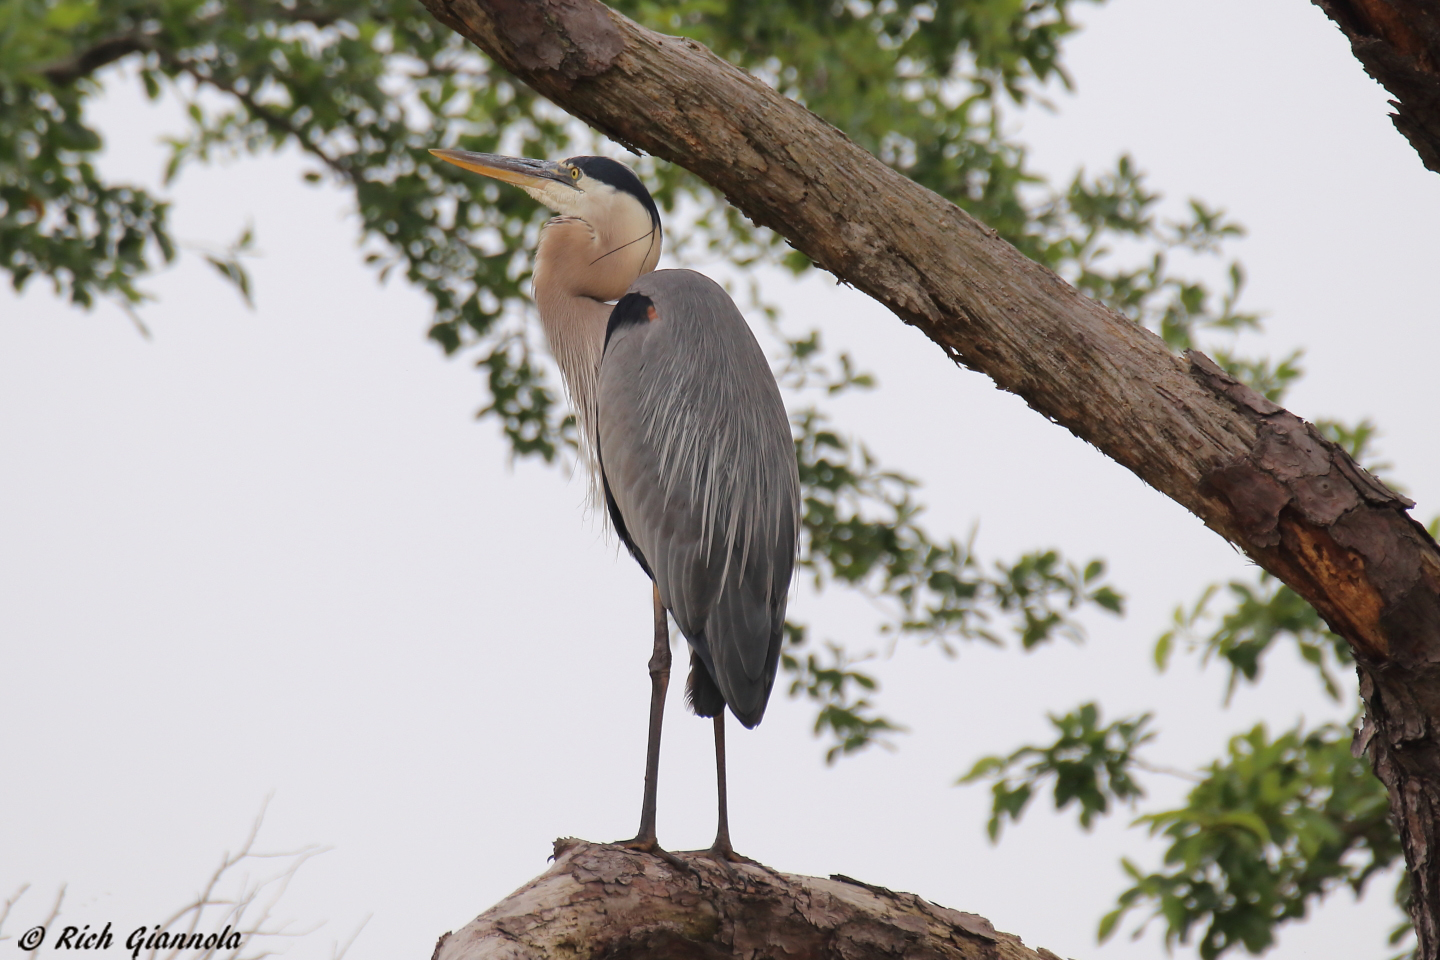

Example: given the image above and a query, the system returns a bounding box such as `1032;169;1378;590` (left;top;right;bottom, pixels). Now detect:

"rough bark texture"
1311;0;1440;174
414;0;1440;953
431;839;1067;960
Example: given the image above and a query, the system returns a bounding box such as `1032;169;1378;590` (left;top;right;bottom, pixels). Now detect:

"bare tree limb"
1310;0;1440;174
0;803;336;960
412;0;1440;953
432;839;1063;960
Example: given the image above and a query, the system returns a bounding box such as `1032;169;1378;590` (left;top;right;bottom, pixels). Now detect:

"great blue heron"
431;149;800;860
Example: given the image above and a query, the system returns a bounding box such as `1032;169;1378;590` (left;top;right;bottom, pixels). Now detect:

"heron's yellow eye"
570;167;581;180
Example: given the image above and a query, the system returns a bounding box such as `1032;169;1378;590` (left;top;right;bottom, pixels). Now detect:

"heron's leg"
634;583;670;843
707;711;740;861
617;584;687;872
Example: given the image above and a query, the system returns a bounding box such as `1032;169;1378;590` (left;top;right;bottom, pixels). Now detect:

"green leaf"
1158;573;1350;703
958;703;1153;841
1097;907;1123;943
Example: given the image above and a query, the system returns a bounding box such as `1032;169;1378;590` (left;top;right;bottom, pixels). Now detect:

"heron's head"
430;149;662;300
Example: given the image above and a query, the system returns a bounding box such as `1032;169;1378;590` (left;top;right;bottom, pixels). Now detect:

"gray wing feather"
599;269;800;728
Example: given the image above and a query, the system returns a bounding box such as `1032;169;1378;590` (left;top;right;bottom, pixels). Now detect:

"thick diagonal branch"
1310;0;1440;174
413;1;1440;954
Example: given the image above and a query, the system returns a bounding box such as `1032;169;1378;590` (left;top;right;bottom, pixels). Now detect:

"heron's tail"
684;617;783;730
685;649;725;719
685;647;772;729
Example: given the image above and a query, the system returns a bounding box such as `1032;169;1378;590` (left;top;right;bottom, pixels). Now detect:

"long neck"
531;214;659;476
533;274;612;449
533;243;620;505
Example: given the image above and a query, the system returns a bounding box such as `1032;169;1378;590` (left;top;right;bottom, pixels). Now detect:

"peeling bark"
431;839;1065;960
413;1;1440;953
1311;0;1440;173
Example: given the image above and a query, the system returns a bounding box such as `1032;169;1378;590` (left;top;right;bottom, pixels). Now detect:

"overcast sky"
3;1;1438;958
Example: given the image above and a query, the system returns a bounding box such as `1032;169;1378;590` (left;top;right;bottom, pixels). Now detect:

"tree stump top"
432;838;1067;960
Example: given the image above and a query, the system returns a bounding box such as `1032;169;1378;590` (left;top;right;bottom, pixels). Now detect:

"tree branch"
432;840;1058;960
163;58;353;181
1310;0;1440;173
41;33;152;86
412;1;1440;954
35;3;350;87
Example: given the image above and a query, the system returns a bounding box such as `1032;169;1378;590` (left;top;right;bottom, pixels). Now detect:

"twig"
0;884;32;942
162;57;352;181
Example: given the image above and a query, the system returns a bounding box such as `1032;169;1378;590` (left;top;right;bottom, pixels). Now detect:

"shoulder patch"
605;293;654;352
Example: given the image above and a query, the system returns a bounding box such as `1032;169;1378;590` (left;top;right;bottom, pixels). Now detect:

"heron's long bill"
428;149;577;190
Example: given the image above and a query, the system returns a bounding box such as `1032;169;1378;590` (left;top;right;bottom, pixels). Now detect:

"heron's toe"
611;836;694;874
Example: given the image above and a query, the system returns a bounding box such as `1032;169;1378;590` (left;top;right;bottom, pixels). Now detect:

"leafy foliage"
1155;577;1352;703
0;0;175;312
782;632;904;764
1100;722;1400;960
960;702;1153;839
792;405;1122;651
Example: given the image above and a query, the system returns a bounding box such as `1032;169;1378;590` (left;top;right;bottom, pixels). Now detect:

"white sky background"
3;0;1439;958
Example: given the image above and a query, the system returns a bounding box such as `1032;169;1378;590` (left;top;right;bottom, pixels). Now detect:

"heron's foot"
614;832;658;852
697;837;752;865
612;836;693;874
